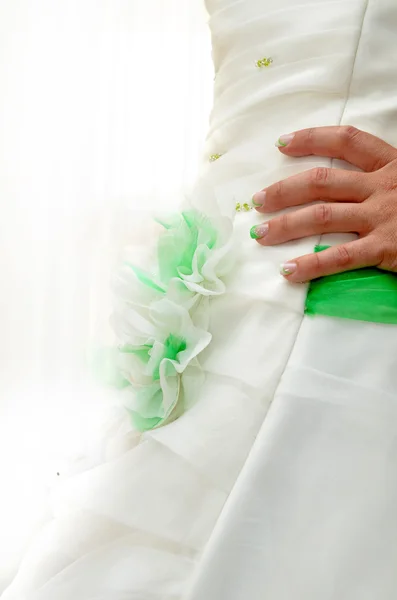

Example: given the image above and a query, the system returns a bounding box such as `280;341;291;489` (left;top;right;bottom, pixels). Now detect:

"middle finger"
251;203;369;245
253;167;371;213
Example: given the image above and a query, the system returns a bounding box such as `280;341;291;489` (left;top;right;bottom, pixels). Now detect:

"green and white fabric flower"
155;209;233;295
116;299;210;431
110;207;234;431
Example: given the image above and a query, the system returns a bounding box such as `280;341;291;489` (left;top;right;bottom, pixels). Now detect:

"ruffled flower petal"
110;207;234;431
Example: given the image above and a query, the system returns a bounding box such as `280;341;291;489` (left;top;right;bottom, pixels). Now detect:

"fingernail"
252;191;266;207
250;223;269;240
275;133;295;147
280;262;297;276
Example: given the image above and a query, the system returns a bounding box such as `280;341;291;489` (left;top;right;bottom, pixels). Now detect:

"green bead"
256;57;273;68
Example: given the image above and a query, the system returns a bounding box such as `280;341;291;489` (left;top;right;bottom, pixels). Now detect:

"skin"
253;126;397;282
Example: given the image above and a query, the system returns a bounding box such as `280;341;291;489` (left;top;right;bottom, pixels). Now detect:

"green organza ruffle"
108;208;234;431
305;245;397;324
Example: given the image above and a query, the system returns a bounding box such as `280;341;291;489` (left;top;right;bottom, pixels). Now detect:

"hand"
251;126;397;282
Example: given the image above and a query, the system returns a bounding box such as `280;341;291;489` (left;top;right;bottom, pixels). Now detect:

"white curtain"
0;0;213;591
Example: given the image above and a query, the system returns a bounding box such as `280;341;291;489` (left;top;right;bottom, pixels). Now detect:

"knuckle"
314;203;333;227
309;167;330;191
273;179;284;200
306;127;316;145
334;244;354;268
341;125;361;146
312;251;323;274
279;212;290;233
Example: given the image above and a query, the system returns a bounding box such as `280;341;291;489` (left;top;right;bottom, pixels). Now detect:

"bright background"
0;0;213;590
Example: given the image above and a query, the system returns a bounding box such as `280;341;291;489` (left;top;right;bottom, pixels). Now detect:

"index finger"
276;126;397;172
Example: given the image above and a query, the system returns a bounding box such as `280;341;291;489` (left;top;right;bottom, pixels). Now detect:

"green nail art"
250;223;269;239
251;195;262;207
250;224;269;239
250;225;260;239
276;133;295;148
280;262;297;276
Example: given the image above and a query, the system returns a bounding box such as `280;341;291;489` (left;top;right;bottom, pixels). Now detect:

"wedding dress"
3;0;397;599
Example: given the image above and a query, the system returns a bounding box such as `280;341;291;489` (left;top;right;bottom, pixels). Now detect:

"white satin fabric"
4;0;397;598
189;0;397;598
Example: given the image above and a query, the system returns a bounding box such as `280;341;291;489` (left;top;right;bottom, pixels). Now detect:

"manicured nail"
250;223;269;240
252;191;266;207
280;262;297;276
275;133;295;147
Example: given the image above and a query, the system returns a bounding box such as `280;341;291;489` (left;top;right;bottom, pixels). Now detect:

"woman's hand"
251;126;397;282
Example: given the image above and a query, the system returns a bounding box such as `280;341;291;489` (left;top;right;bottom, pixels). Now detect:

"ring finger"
251;203;369;245
253;167;372;214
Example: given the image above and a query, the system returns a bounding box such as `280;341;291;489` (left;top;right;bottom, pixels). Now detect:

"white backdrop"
0;0;212;590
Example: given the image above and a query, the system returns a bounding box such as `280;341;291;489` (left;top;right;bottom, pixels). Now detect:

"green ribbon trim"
305;245;397;325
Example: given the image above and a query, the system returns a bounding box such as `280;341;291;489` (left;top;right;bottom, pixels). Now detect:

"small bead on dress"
209;153;222;162
212;55;273;212
256;57;273;68
236;202;253;212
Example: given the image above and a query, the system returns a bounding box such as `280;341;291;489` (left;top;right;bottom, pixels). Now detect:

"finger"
276;126;397;172
253;167;371;213
252;203;368;246
279;238;379;282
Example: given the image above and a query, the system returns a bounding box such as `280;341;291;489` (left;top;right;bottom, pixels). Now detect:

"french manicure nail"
252;191;266;207
280;262;297;276
275;133;295;147
250;223;269;240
